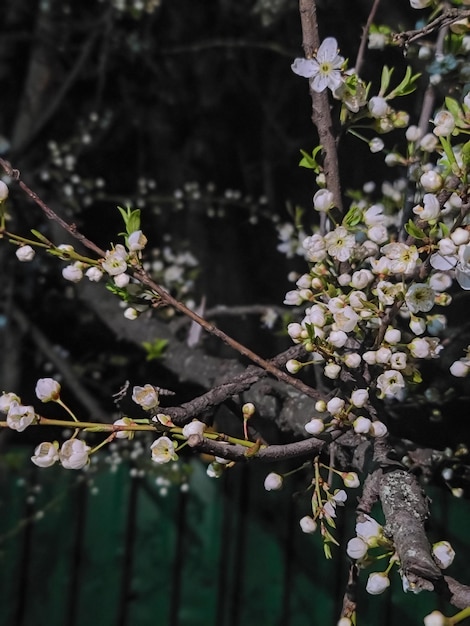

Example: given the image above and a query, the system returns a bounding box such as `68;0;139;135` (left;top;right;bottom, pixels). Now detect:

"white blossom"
31;442;60;468
150;436;178;464
413;193;440;221
324;227;355;262
132;384;160;410
124;307;139;320
433;110;455;136
291;37;345;93
356;515;383;545
313;188;334;212
376;370;405;398
59;438;91;470
102;245;128;276
128;230;148;251
0;392;21;413
405;283;435;314
7;402;36;432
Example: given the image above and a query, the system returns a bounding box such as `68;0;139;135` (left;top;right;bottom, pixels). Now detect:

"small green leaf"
404;219;426;240
31;229;52;245
380;66;393;96
342;205;363;228
439;221;450;238
299;146;323;172
141;338;169;361
387;66;421;99
445;96;462;120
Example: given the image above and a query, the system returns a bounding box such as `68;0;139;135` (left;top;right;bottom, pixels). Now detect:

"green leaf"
117;205;141;236
299;145;323;172
461;140;470;169
404;219;426;240
380;66;393;96
439;221;450;238
31;229;52;245
141;338;169;361
445;96;462;120
387;66;421;99
342;205;363;228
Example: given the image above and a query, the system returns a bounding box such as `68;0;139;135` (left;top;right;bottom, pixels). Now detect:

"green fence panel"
2;448;470;626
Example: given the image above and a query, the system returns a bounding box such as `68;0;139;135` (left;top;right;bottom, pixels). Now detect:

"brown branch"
186;429;341;462
393;8;470;48
163;344;308;425
0;158;322;402
354;0;381;77
297;0;343;213
379;469;442;591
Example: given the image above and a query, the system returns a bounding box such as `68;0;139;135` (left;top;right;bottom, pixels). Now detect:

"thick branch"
379;470;442;591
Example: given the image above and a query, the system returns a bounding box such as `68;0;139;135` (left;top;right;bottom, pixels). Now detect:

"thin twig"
0;158;321;401
354;0;381;77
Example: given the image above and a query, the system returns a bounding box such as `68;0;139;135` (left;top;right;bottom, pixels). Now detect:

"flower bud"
370;421;388;437
347;537;368;559
305;418;325;435
423;611;446;626
35;378;61;402
264;472;283;491
16;245;36;262
342;472;360;488
327;397;345;415
432;541;455;569
350;389;369;408
368;96;389;118
0;180;9;201
299;515;317;534
353;416;372;434
420;170;443;192
324;362;341;379
366;572;390;595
